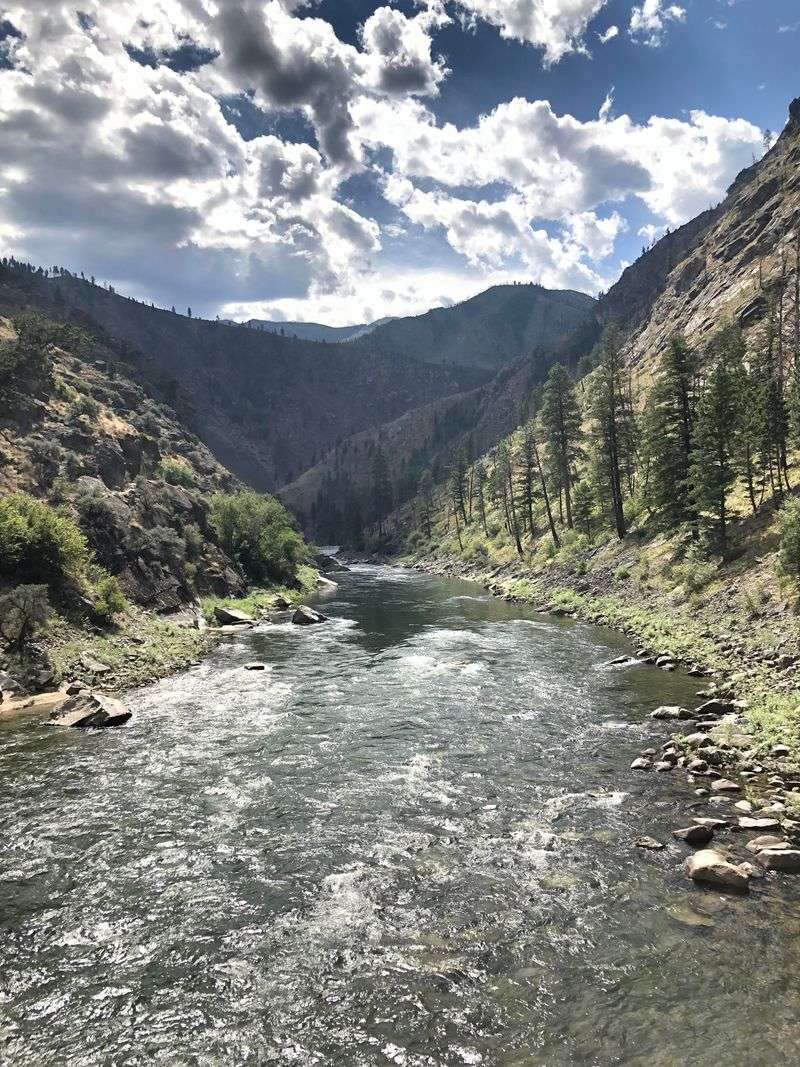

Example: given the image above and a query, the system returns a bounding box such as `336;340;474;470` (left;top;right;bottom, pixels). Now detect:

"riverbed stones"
711;778;742;794
651;705;693;720
736;816;783;832
50;692;131;729
745;835;787;853
771;745;792;758
673;825;714;846
756;848;800;872
654;761;674;773
635;836;665;850
685;849;750;893
691;816;731;829
630;757;651;770
292;605;327;626
214;606;254;626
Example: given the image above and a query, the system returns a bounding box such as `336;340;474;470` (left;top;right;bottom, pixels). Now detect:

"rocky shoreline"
406;551;800;896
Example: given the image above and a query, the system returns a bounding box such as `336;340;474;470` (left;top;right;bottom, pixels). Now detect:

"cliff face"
612;98;800;374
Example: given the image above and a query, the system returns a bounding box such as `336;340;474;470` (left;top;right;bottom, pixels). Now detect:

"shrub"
671;545;717;594
184;523;203;560
0;312;57;399
0;584;49;652
87;571;127;622
159;457;195;488
0;492;89;586
778;499;800;585
210;491;307;583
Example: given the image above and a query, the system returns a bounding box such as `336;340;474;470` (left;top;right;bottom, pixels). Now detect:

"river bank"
404;548;800;887
0;567;323;717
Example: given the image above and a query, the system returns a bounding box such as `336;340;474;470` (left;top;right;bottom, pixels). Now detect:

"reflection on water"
1;565;800;1065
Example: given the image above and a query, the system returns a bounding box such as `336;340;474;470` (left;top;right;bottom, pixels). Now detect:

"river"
2;565;800;1065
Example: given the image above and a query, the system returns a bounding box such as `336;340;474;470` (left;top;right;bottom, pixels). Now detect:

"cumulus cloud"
629;0;686;47
0;0;771;324
453;0;609;64
597;25;619;43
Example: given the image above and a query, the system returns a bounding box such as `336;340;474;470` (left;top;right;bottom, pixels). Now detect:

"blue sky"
0;1;797;324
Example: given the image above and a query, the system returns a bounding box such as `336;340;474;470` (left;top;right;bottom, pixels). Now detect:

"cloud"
452;0;609;64
778;21;800;33
597;25;619;43
361;6;449;95
629;0;685;47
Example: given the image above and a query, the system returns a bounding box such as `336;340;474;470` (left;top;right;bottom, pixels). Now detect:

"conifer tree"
514;424;539;540
588;326;632;539
540;363;583;528
645;334;699;530
690;325;743;550
370;446;393;536
474;460;488;535
571;479;596;537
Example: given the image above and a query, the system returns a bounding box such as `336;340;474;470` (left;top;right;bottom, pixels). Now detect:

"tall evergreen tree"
690;325;743;550
370;446;393;536
540;363;583;528
514;424;539;541
645;334;699;530
474;460;488;535
588;326;633;539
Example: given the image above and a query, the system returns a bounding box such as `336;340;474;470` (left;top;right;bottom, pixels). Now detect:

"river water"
2;565;800;1066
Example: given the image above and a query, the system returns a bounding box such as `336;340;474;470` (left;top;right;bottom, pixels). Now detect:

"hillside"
2;268;490;491
245;316;392;343
394;97;800;757
350;284;595;371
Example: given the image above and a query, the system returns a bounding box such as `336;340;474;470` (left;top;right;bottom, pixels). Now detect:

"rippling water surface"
2;565;800;1066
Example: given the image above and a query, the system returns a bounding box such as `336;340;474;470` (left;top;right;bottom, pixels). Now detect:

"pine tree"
473;460;488;535
588;326;632;539
496;442;523;555
690;325;743;550
571;479;596;537
514;424;539;541
645;334;699;530
370;446;393;536
540;363;583;528
416;470;434;538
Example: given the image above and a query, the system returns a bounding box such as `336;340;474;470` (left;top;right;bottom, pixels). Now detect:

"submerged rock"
50;692;131;729
685;849;750;893
243;662;268;671
292;605;328;626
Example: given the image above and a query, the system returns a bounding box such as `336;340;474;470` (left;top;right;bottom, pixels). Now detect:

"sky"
0;1;797;325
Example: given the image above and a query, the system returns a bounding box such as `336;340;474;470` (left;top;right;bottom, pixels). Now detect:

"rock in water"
243;662;268;671
710;778;742;794
635;836;665;850
685;849;750;893
630;757;651;770
756;848;800;872
673;825;714;846
214;606;255;625
50;692;132;729
736;816;782;832
292;606;327;626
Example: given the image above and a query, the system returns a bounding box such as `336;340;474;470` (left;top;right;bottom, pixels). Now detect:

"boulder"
685;849;750;893
673;825;714;846
771;745;792;758
50;692;131;729
691;817;730;829
651;705;692;720
745;834;787;853
736;816;783;832
291;605;327;626
711;778;742;794
654;761;674;773
273;595;292;610
756;848;800;872
79;653;112;675
213;606;254;626
630;757;651;770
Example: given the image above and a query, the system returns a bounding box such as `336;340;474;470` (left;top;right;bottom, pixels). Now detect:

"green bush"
210;491;307;583
88;571;128;622
159;457;196;488
0;492;89;586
